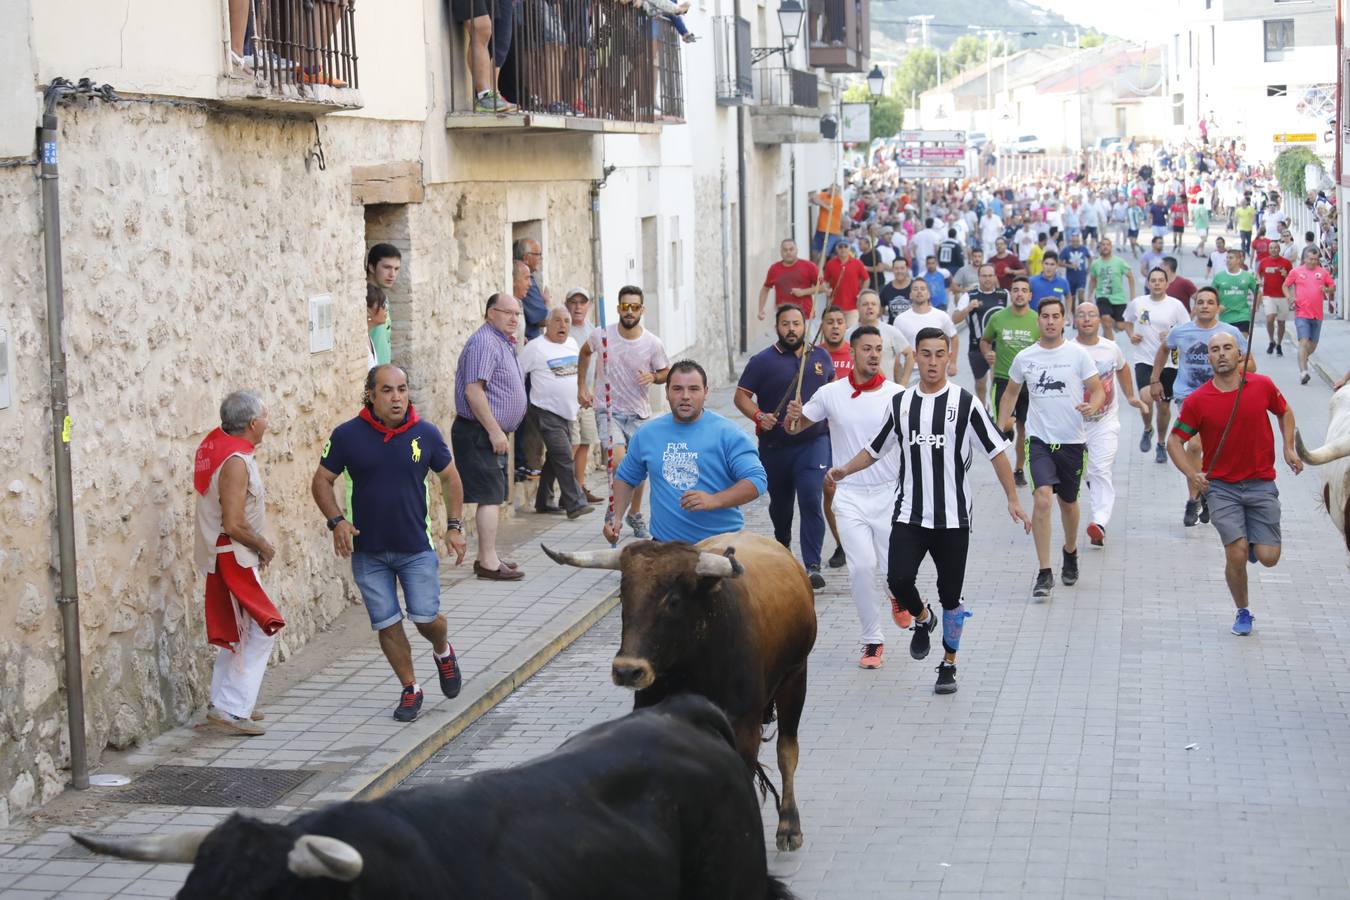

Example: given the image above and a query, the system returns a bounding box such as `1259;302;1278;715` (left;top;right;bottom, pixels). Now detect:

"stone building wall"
0;99;595;824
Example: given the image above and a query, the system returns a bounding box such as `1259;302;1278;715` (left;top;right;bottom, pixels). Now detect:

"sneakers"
207;709;266;736
1087;522;1106;546
1184;498;1201;527
909;605;937;660
828;545;847;568
1013;470;1027;487
473;90;517;113
1032;569;1054;600
1154;443;1167;464
889;596;913;630
934;662;958;694
393;685;424;722
1061;548;1079;586
626;512;651;540
1198;496;1210;524
807;565;826;590
1232;608;1254;636
433;647;462;699
1266;341;1276;354
1275;344;1283;357
1139;429;1153;453
1301;372;1312;385
858;643;884;669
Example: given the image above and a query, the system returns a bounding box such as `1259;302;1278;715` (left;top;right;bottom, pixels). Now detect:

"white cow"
1295;384;1350;552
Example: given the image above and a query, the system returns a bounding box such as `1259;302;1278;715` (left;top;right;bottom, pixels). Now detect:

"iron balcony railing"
806;0;868;72
243;0;359;93
754;66;818;109
499;0;684;123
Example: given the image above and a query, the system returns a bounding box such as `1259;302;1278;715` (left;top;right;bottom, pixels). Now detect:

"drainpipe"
736;105;749;355
720;162;736;379
39;80;91;791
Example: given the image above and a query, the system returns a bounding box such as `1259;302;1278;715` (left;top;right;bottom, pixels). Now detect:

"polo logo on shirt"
814;362;824;376
411;438;422;463
322;439;331;459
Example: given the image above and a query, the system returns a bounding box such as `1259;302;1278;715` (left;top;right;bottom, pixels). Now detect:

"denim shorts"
1295;316;1322;343
351;550;441;631
594;409;647;448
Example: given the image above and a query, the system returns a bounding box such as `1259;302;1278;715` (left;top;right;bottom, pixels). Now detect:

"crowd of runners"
742;139;1335;692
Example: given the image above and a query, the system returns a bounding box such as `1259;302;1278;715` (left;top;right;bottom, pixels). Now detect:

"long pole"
590;178;618;544
39;105;89;791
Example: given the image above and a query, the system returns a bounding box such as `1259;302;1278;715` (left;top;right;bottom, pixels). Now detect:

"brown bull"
544;532;817;852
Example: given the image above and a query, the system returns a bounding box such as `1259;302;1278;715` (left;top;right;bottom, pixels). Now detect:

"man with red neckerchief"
311;364;468;724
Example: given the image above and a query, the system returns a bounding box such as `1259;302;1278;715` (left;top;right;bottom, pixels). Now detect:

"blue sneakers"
1232;608;1254;636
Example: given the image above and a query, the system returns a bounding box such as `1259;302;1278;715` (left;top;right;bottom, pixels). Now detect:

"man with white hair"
194;390;283;736
518;307;595;518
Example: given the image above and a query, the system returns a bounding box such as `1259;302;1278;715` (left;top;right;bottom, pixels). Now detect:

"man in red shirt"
823;243;868;327
757;239;821;322
989;236;1026;291
1250;226;1272;270
1161;256;1196;312
1167;331;1303;636
1168;197;1188;253
1256;249;1293;356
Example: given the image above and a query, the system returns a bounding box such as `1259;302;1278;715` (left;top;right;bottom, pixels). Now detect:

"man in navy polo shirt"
311;364;468;724
733;304;835;588
1029;251;1071;313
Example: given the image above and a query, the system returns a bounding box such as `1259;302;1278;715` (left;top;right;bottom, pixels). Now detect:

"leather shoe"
584;489;604;504
474;560;523;581
567;505;596;519
535;505;565;514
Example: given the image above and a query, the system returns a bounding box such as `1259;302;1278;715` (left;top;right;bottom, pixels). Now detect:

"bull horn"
288;834;363;882
72;828;211;863
540;543;623;570
695;550;742;578
1296;430;1350;466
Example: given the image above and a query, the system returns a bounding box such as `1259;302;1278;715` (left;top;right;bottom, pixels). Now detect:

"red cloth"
848;371;884;398
823;257;868;312
1166;276;1198;312
1251;236;1272;260
193;428;254;495
359;404;420;442
990;253;1021;291
204;536;285;648
1172;374;1287;483
1256;254;1293;298
763;260;820;317
1169;203;1187;228
823;343;853;378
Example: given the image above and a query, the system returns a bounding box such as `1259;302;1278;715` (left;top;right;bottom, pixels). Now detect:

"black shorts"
1171;225;1185;234
450;0;491;22
1232;319;1250;334
1096;298;1126;323
992;377;1028;429
1027;438;1086;503
1083;226;1098;239
1134;363;1177;403
968;347;991;380
451;418;509;505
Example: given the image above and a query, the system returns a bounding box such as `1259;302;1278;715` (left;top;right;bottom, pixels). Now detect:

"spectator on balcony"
513;239;550;341
759;239;822;322
620;0;696;41
810;184;846;260
453;0;517;112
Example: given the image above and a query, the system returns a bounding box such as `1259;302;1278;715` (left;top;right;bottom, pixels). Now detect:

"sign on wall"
840;103;871;143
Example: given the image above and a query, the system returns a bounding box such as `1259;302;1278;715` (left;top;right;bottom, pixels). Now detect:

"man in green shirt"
981;276;1041;486
1085;237;1136;340
1211;248;1259;334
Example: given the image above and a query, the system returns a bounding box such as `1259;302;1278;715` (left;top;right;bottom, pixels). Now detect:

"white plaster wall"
0;1;39;160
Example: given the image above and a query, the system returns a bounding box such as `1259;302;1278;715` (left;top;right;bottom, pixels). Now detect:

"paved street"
402;244;1350;899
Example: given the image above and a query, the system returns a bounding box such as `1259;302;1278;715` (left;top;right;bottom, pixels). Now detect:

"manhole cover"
110;766;314;807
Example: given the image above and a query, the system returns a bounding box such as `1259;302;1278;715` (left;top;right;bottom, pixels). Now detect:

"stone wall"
0;99;595;824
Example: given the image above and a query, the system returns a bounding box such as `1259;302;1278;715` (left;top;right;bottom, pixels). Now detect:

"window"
1264;19;1294;62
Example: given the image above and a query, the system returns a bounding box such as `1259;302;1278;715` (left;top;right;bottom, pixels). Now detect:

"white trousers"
832;485;895;645
1084;416;1121;528
209;597;275;719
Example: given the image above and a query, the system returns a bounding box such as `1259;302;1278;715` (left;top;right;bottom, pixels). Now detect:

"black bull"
75;696;795;900
544;532;818;852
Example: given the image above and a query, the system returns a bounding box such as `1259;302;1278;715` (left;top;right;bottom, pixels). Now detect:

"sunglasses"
617;302;642;312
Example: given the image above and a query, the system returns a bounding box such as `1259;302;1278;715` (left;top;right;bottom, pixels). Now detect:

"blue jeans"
761;435;829;568
351;550;441;631
811;231;844;259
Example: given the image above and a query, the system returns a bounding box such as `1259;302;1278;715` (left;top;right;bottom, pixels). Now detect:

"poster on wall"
841;103;871;144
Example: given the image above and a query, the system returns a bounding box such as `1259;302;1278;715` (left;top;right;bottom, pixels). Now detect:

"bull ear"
73;828;211;863
695;548;743;578
288;834;364;882
541;543;624;570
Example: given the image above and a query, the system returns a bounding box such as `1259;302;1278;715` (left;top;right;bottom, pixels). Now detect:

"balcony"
713;15;753;106
806;0;869;73
218;0;363;114
749;67;821;144
446;0;684;133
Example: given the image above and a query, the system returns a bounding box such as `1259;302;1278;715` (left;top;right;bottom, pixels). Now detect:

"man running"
1150;286;1248;526
1074;303;1147;547
1062;232;1092;310
982;277;1041;485
758;238;822;322
827;327;1030;693
1029;251;1070;313
1256;244;1293;356
786;326;907;669
955;263;1008;405
818;304;852;566
848;289;912;382
893;278;959;384
1124;268;1190;464
1284;246;1337;385
1085;237;1136;340
997;298;1105;600
1167;332;1302;636
735;305;835;588
1212;247;1260;336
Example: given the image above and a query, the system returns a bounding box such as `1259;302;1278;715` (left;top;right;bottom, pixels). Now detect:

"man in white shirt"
979;208;1004;252
518;308;595;518
846;290;911;382
894;278;959;384
565;288;602;504
908;218;940;275
1123;268;1191;464
786;327;907;669
997;298;1105;600
1013;219;1038;263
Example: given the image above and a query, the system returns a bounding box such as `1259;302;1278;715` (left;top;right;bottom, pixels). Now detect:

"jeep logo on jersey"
909;432;946;447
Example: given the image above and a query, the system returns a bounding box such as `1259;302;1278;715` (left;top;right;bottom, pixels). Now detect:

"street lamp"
867;65;885;98
752;0;806;63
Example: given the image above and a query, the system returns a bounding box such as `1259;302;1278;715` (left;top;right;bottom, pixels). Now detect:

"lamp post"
751;0;806;63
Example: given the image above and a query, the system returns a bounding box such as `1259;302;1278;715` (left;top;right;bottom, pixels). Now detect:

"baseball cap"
565;287;591;301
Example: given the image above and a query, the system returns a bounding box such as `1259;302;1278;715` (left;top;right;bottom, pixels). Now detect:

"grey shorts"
569;406;598;445
1205;479;1281;548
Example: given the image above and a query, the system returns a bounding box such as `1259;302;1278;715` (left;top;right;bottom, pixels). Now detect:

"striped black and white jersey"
865;383;1010;529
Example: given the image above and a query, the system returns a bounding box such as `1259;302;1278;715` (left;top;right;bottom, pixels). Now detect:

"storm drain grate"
109;766;315;807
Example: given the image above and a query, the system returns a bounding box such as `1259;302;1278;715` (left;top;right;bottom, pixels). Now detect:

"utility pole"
909;14;939;86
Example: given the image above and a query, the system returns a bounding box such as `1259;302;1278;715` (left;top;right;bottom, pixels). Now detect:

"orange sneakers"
889;596;914;630
858;643;884;669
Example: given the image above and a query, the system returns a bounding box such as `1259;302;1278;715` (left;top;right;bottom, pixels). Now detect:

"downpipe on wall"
720;162;736;380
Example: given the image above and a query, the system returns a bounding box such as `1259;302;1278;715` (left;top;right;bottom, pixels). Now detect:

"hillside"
870;0;1100;61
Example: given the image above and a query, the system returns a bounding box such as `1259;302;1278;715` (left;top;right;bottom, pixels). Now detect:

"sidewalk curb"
333;585;620;804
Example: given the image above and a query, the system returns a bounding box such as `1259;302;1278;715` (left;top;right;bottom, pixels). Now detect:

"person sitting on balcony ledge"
618;0;696;42
453;0;518;113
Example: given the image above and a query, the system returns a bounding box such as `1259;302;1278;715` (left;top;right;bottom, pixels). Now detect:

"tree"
1079;31;1106;48
943;34;1008;78
889;47;939;106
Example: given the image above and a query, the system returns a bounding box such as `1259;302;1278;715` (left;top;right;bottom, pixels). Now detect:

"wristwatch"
326;514;346;531
447;517;464;533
